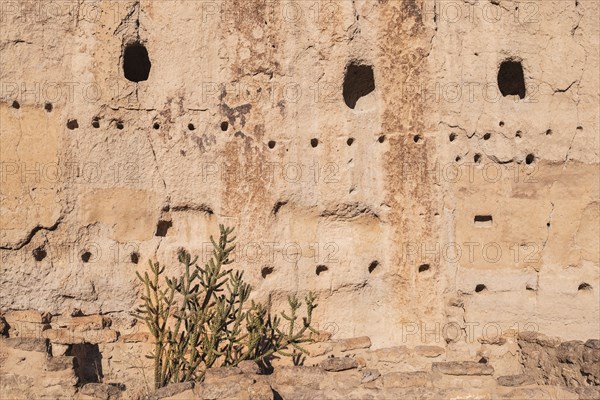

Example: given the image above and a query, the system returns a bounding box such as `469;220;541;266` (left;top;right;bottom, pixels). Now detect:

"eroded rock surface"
0;0;598;398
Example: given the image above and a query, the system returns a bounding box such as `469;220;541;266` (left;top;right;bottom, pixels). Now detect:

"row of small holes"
451;130;533;164
68;119;123;130
30;246;597;292
68;119;231;132
30;242;594;292
32;246;140;264
65;118;398;151
262;262;441;277
61;115;418;150
474;283;593;293
267;136;399;150
260;261;381;278
450;126;584;165
10;100;54;112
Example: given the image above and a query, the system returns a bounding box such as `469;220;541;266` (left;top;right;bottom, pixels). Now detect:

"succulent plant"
135;225;317;389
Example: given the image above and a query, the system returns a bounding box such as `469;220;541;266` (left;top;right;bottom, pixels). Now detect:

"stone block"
497;374;533;387
120;332;149;343
2;337;49;353
79;383;124;400
52;315;111;331
414;345;445;358
338;336;372;352
271;386;323;400
517;331;561;348
247;381;273;400
361;369;381;384
557;340;584;364
146;382;194;400
4;310;51;324
383;371;431;388
320;357;358;372
432;361;494;376
371;346;410;363
273;366;324;389
45;355;76;372
238;360;260;375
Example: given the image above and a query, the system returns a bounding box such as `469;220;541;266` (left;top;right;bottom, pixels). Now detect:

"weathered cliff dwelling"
0;0;599;399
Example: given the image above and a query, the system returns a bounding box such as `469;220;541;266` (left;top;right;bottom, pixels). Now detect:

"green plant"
135;225;317;389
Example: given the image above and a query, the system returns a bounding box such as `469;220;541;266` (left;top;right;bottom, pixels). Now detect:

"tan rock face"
0;0;598;397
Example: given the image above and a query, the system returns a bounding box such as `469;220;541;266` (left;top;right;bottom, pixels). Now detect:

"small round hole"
378;135;386;143
32;247;47;262
220;121;229;131
475;284;487;293
413;134;421;143
347;137;354;146
116;121;124;130
483;132;491;140
130;252;139;264
261;266;274;278
92;119;100;129
455;155;462;162
44;103;53;112
515;131;522;139
418;264;430;273
316;265;328;275
479;357;488;364
368;261;379;274
499;121;504;127
474;153;482;163
525;153;535;165
188;123;195;131
449;133;457;142
545;129;552;135
81;251;92;263
268;140;276;149
310;138;319;148
67;119;79;130
11;100;20;109
153;122;160;130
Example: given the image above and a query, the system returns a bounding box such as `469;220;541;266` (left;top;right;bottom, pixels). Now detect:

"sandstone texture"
0;0;599;398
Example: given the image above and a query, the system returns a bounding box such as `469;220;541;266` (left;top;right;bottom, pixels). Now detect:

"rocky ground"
0;310;598;399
